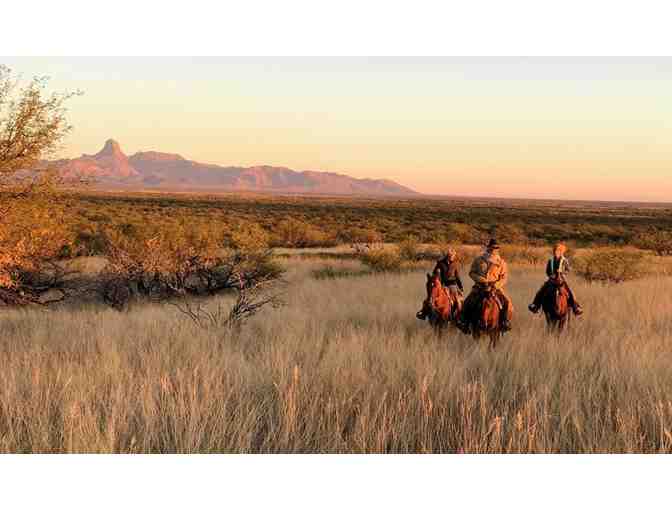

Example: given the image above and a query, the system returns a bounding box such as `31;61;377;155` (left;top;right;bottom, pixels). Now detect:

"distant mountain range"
53;139;418;196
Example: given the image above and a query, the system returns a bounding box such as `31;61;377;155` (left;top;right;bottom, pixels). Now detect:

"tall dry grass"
1;257;672;452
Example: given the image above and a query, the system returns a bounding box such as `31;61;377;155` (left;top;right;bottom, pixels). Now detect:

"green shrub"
573;249;646;284
340;227;383;245
443;223;481;244
272;218;336;248
398;235;419;261
633;230;672;257
71;228;108;256
230;221;270;252
493;224;528;244
500;246;545;266
360;248;403;273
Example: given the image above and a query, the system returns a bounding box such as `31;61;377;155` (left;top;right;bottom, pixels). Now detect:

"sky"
3;57;672;201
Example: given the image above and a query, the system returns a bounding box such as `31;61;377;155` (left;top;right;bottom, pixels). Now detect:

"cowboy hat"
486;238;500;250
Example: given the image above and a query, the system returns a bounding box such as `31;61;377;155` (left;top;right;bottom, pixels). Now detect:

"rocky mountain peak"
55;139;417;196
97;139;125;157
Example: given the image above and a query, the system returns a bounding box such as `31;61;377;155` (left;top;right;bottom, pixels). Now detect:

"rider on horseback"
416;247;463;320
457;239;513;333
528;242;583;316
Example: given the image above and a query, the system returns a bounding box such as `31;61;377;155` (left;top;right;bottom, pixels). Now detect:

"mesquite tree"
99;221;285;329
0;65;79;306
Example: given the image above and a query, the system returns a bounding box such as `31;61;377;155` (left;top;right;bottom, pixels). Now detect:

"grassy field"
2;255;672;453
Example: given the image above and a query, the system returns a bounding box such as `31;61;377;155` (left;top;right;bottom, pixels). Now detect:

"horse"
464;286;504;349
541;278;571;334
422;272;454;331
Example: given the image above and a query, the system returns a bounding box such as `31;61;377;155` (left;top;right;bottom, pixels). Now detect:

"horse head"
426;272;445;304
425;272;451;324
544;278;570;319
478;286;501;331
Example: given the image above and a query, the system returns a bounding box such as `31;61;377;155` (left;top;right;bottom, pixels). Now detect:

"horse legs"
430;315;450;337
489;331;500;350
544;312;570;336
558;315;568;333
544;312;557;336
429;315;441;336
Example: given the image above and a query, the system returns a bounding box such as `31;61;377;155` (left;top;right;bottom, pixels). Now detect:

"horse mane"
480;291;501;331
542;279;570;326
425;272;452;326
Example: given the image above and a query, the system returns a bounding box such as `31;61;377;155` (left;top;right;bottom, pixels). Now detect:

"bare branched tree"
100;222;285;328
226;274;284;327
171;276;284;332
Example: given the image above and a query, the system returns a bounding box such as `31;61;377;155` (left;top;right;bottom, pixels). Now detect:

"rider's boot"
457;320;470;334
572;304;584;316
416;309;427;320
528;303;540;314
501;319;512;332
456;313;470;333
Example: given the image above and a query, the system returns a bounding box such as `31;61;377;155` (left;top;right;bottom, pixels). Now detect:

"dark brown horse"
422;272;454;331
465;286;504;349
541;278;570;333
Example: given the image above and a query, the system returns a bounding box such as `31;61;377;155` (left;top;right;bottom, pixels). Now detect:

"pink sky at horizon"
4;57;672;202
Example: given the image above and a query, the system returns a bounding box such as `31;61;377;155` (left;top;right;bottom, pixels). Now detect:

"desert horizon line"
71;187;672;207
52;137;671;205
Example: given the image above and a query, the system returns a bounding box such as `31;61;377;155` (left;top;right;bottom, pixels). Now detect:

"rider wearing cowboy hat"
457;238;513;332
528;242;583;315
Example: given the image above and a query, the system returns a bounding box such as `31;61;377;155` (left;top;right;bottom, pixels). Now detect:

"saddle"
547;278;569;298
475;286;502;310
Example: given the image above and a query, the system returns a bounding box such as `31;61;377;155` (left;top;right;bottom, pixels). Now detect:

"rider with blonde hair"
528;242;583;316
416;247;463;320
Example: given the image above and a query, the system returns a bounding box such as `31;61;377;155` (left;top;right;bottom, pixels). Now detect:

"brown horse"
541;279;570;333
423;272;454;331
465;286;504;349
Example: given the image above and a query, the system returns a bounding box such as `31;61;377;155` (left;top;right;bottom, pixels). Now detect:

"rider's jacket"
469;252;509;290
433;257;463;292
546;256;570;280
